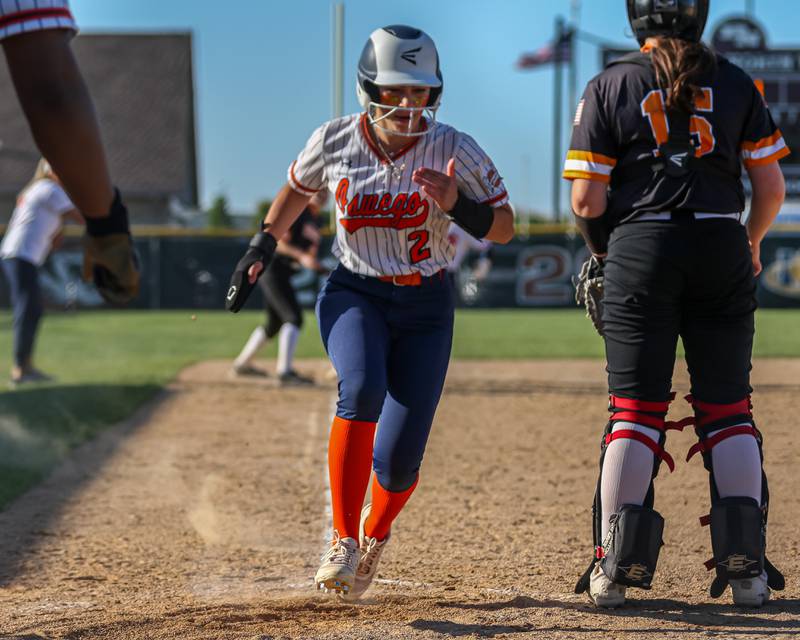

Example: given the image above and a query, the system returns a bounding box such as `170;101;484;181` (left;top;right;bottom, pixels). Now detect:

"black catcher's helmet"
627;0;710;45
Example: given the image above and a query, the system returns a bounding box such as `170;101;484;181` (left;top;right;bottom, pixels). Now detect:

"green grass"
0;308;799;507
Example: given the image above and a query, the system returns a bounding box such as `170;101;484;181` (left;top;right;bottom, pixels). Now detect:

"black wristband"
249;231;277;254
85;188;131;237
573;214;609;256
448;191;495;239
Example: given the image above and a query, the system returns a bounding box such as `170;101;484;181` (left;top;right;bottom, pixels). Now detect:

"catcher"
567;0;788;608
1;1;138;304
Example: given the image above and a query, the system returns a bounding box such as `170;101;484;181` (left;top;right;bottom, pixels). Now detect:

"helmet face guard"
364;102;436;138
627;0;709;45
356;25;443;138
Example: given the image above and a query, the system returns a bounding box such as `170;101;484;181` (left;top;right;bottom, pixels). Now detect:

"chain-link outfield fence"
2;226;800;309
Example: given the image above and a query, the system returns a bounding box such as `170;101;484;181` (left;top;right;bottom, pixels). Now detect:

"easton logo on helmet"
401;47;421;65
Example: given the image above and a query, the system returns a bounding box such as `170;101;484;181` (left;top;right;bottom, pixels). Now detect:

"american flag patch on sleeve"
573;99;585;126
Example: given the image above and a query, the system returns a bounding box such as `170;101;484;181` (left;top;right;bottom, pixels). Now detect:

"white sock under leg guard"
708;424;762;503
600;422;662;542
234;326;267;369
277;323;300;375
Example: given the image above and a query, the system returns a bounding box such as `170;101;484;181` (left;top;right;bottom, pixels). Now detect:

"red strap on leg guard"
611;411;668;429
608;395;674;413
664;416;695;431
685;395;753;428
605;429;676;473
686;425;759;462
608;394;676;430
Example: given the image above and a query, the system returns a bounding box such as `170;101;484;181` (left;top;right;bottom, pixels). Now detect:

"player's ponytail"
650;37;717;113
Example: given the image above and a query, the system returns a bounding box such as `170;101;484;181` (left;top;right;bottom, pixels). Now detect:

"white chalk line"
319;393;338;548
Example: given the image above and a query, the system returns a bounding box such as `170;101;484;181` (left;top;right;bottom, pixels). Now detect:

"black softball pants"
602;217;757;404
258;258;303;339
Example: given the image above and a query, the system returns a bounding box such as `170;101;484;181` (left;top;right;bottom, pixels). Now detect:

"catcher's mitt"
83;190;140;305
574;255;605;336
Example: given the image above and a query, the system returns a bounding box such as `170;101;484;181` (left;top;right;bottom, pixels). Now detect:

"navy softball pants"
316;264;454;492
2;257;44;369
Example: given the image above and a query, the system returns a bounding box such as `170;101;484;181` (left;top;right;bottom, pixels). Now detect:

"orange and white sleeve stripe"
287;160;322;195
562;150;617;184
741;131;790;168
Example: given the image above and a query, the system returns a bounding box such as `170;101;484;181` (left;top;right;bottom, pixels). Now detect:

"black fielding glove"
83;189;140;305
225;230;277;312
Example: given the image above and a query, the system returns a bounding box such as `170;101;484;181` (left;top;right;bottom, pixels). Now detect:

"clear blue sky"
71;0;790;218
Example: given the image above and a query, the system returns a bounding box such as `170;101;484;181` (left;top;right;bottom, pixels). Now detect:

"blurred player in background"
566;0;787;609
231;191;325;385
0;0;138;304
1;159;81;386
446;222;493;302
226;25;514;598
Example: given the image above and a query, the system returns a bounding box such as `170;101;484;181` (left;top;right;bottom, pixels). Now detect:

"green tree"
253;198;272;230
207;194;233;229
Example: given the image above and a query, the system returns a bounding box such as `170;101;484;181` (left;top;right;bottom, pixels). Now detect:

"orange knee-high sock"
328;417;376;540
364;475;419;541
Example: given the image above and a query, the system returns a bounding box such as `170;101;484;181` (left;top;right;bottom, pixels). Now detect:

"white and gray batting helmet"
356;25;443;111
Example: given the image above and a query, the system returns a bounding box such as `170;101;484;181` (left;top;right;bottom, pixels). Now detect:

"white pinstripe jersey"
0;0;76;41
288;113;509;277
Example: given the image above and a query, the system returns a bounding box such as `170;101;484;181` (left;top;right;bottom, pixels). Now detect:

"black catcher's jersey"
563;52;790;225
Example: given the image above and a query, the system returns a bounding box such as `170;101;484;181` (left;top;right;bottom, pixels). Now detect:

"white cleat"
342;504;390;601
588;563;627;608
314;532;359;596
730;571;770;607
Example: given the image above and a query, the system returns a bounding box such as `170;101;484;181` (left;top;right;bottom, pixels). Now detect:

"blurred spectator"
447;222;493;300
1;159;82;386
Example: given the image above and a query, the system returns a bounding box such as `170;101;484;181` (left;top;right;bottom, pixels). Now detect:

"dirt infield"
0;358;798;639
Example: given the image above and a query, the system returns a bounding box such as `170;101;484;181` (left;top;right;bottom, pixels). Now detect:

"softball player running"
226;25;514;597
566;0;788;608
232;191;325;384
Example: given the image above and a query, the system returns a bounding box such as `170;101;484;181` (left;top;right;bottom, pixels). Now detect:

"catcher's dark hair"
650;36;717;113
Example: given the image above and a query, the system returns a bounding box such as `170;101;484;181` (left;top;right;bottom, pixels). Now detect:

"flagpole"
569;1;580;126
553;16;565;222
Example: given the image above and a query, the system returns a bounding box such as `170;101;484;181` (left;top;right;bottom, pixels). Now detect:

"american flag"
516;29;573;69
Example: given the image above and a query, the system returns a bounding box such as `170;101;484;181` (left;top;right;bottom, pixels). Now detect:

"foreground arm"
3;30;113;217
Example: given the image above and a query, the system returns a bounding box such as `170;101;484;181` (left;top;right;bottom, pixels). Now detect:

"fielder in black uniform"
565;0;789;609
232;192;324;385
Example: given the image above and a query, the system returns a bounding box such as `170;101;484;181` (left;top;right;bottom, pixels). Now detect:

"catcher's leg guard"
685;396;785;598
575;395;688;594
601;504;664;589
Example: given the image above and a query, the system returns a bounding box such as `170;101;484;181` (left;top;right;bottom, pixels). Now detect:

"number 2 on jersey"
640;88;715;157
408;230;431;264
